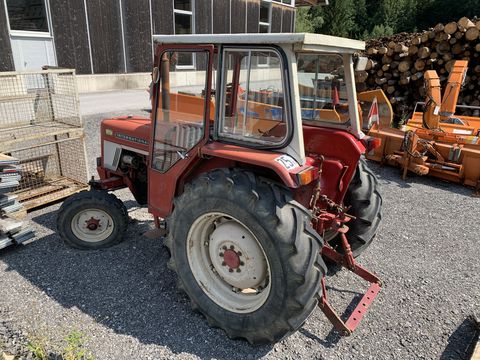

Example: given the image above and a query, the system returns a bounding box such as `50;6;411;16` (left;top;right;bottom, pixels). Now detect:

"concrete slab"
79;90;151;116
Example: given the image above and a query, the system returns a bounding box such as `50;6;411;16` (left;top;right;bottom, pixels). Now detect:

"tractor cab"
59;34;383;345
150;33;366;169
143;33;375;215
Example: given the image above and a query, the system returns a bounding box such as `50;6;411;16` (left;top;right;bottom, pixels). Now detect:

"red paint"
223;249;240;269
101;117;151;154
201;143;298;188
147;44;215;218
361;135;382;153
86;217;100;230
301;126;366;204
320;245;382;335
90;176;126;191
90;41;382;337
97;49;367;220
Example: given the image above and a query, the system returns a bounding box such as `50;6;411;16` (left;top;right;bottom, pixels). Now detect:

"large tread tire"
57;190;128;249
332;158;382;257
165;169;326;345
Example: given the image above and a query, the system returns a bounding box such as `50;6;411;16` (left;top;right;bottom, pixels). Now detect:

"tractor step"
318;244;382;336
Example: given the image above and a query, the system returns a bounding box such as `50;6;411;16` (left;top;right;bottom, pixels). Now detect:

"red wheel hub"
85;217;100;230
223;249;240;269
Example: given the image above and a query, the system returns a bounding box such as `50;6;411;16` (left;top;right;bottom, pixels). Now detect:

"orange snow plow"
364;60;480;195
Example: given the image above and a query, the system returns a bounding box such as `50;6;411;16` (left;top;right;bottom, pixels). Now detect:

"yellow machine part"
407;60;480;136
357;89;394;129
367;122;480;192
422;70;442;130
364;61;480;194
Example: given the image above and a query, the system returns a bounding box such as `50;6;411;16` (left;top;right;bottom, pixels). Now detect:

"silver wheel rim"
187;212;271;314
71;209;115;243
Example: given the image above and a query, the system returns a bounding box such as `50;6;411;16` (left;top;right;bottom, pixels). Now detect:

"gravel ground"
0;109;479;359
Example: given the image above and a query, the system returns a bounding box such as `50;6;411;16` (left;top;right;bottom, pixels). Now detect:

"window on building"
275;0;294;6
6;0;49;33
173;0;194;68
259;1;271;34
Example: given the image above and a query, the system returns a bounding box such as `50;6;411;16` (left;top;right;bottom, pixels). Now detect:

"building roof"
152;33;364;54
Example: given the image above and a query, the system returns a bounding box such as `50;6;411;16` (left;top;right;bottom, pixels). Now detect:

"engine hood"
101;116;151;152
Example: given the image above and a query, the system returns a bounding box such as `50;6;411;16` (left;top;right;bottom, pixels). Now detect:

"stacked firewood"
357;17;480;122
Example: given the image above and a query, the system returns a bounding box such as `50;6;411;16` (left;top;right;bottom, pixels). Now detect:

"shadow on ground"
3;162;473;358
368;161;475;197
440;317;479;360
0;205;276;359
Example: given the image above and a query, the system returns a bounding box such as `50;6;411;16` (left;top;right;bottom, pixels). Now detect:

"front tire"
57;190;128;249
165;169;326;345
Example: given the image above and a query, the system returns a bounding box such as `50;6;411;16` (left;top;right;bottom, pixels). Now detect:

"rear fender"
302;126;366;203
199;142;312;188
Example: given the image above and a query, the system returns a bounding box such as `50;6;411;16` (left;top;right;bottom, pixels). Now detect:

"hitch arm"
319;245;382;336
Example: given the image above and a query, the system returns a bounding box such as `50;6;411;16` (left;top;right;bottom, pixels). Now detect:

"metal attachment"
319;244;382;336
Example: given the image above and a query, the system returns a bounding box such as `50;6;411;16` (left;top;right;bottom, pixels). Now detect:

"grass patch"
62;331;93;360
26;330;93;360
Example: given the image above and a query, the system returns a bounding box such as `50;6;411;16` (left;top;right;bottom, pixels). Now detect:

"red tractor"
57;33;383;344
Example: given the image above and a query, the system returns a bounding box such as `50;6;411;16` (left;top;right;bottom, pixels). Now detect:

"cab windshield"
297;53;350;125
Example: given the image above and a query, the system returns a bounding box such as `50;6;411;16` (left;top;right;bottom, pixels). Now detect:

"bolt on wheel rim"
71;209;114;243
187;212;271;314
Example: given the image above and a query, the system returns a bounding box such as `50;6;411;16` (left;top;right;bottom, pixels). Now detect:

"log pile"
357;16;480;122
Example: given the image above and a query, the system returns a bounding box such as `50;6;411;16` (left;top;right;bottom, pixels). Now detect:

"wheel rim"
71;208;115;243
187;212;271;314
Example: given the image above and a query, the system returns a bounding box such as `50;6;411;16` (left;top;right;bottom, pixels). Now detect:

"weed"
27;336;49;360
62;331;93;360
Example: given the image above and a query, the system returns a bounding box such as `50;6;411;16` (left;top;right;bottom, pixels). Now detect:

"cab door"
148;44;214;218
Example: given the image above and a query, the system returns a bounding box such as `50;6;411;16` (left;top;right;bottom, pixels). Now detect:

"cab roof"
152;33;365;54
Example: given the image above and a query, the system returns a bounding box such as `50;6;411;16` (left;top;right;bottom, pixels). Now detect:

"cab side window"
219;49;288;146
152;50;210;172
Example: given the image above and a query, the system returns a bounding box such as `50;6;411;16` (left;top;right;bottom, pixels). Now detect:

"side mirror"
355;56;369;72
152;67;160;84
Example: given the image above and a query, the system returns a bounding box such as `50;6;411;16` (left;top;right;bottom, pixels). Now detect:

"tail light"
294;166;317;185
361;136;382;153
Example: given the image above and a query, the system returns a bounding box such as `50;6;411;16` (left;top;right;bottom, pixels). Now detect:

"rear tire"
57;190;128;249
331;158;382;257
165;169;326;345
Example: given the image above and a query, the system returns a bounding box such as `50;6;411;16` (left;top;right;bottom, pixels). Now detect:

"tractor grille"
175;123;203;150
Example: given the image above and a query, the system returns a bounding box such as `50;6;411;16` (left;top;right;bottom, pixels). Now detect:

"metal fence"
0;69;88;210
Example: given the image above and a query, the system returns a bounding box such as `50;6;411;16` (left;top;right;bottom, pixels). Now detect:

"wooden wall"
49;0;91;74
122;0;152;73
212;0;231;34
151;0;173;35
231;0;247;33
0;2;14;71
195;0;212;34
86;0;124;74
247;1;260;33
271;4;283;33
282;7;295;32
0;0;296;75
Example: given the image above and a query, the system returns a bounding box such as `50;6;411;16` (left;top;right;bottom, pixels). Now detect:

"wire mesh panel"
0;69;88;210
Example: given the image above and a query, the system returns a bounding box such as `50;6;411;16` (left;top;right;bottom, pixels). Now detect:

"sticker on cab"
274;155;299;171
